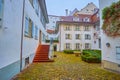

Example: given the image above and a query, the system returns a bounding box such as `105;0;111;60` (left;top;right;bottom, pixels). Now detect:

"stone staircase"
33;44;53;62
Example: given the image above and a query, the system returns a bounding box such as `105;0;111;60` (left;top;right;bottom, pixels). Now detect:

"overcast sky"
45;0;99;16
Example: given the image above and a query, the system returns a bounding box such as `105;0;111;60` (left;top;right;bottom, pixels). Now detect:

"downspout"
20;0;25;72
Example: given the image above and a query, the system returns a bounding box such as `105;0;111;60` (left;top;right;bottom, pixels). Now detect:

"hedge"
81;50;101;63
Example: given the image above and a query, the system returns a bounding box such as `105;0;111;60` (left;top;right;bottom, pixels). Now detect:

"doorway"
54;45;57;51
39;30;42;44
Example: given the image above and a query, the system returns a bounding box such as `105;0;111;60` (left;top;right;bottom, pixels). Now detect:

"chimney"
65;9;68;16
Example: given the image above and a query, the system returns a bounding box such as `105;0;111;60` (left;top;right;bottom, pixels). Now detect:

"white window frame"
85;43;91;49
75;25;80;31
65;34;71;39
116;46;120;60
83;17;90;22
75;34;81;40
65;43;71;50
85;34;91;40
65;25;71;31
75;43;80;50
73;17;79;21
24;16;29;36
35;26;38;40
84;26;90;31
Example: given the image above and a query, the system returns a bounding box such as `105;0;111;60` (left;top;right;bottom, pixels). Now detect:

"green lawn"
13;52;120;80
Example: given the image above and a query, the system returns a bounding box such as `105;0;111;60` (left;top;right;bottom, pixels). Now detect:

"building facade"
46;15;61;30
0;0;48;79
46;15;61;51
46;3;100;52
57;12;100;51
76;2;98;15
99;0;120;72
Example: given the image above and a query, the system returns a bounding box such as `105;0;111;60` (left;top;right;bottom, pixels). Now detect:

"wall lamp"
106;42;110;47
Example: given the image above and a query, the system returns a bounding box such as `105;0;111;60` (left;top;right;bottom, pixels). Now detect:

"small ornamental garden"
81;50;101;63
64;49;101;63
102;1;120;37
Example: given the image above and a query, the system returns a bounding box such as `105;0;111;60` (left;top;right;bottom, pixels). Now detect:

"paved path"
13;52;120;80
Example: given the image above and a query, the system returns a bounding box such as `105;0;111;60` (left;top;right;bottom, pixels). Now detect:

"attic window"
73;17;79;21
83;17;90;22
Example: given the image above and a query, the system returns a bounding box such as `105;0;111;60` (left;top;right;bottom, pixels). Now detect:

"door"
39;30;42;44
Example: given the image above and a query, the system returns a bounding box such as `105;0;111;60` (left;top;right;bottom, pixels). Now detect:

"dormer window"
83;17;90;22
73;17;79;21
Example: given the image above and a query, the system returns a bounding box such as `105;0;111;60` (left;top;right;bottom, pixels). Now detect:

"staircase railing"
48;37;53;59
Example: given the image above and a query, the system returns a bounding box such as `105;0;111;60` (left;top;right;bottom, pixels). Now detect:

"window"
75;43;80;50
0;0;3;28
35;26;38;40
75;25;80;31
65;34;71;39
65;43;71;50
25;57;29;66
84;26;90;31
64;25;71;31
29;0;33;7
85;43;91;49
116;46;120;60
24;17;29;36
85;34;91;40
83;17;90;22
33;0;39;16
24;17;33;38
73;17;79;21
75;34;81;40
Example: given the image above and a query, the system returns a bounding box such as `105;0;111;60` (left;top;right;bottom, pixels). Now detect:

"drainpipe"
20;0;25;72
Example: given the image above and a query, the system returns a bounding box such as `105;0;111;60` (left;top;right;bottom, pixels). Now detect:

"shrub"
81;50;101;63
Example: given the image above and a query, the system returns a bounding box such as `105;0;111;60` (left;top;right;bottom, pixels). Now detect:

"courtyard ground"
13;52;120;80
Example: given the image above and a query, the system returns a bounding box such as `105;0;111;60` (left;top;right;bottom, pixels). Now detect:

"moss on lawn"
13;52;120;80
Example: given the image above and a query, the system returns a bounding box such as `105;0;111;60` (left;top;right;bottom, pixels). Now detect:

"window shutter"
89;43;91;49
74;43;76;50
64;43;66;50
70;43;71;49
64;26;66;31
32;23;34;38
70;34;72;39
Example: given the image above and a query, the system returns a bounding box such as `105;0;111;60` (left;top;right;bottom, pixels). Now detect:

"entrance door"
54;45;57;51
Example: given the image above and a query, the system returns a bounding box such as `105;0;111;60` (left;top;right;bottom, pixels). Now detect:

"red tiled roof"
58;10;99;25
47;29;55;34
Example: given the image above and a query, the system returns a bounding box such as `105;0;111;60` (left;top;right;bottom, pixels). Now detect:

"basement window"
116;46;120;60
25;57;29;66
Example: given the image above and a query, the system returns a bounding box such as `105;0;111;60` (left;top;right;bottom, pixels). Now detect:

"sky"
45;0;99;16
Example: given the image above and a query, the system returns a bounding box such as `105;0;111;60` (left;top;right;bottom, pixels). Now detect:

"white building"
0;0;49;79
76;2;98;15
99;0;120;72
46;15;61;30
46;15;61;51
57;12;100;51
